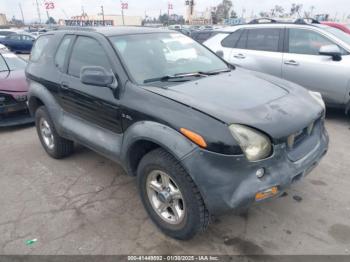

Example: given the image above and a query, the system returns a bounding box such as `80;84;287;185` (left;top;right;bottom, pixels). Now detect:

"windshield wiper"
198;68;232;75
143;72;207;84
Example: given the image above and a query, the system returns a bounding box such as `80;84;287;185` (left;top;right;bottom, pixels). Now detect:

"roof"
215;22;331;33
53;26;173;36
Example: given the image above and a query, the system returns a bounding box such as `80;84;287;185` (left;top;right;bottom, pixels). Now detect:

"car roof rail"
249;18;278;24
294;18;320;25
53;26;96;32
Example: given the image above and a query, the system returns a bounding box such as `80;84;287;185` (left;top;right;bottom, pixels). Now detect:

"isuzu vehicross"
26;27;328;240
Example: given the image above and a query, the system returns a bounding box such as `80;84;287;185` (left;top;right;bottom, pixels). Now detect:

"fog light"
255;186;278;201
256;168;265;178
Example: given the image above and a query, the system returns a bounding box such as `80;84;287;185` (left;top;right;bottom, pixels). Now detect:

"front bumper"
181;121;329;215
0;102;34;127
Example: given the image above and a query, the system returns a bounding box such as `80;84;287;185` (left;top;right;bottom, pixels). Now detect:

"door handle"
61;82;70;90
284;60;299;66
234;53;246;59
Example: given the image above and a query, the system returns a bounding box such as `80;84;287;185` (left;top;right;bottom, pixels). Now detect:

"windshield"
2;53;27;71
324;27;350;46
109;33;228;84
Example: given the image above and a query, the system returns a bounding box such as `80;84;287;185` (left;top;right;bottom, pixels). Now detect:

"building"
185;0;195;24
0;13;8;26
59;14;142;27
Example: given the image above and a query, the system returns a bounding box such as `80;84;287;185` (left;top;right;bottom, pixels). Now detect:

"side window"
68;36;111;78
0;55;8;71
246;28;280;52
55;35;74;71
22;35;34;41
236;30;248;49
221;30;242;48
9;35;20;40
288;29;337;55
30;35;51;62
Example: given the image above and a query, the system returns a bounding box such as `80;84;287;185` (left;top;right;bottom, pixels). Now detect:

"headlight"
229;124;272;161
309;91;325;111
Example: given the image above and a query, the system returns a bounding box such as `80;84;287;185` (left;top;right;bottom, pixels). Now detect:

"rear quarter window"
30;35;51;62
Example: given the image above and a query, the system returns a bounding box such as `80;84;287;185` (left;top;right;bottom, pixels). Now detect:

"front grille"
287;119;319;149
0;93;16;107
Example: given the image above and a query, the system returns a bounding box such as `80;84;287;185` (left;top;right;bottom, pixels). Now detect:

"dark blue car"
0;34;35;54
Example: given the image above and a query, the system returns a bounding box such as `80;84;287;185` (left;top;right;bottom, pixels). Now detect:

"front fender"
121;121;197;174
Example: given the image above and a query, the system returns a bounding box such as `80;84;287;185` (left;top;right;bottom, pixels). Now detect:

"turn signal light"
255;186;279;201
180;128;207;148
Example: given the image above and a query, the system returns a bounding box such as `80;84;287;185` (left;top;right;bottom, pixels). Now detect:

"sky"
1;0;350;23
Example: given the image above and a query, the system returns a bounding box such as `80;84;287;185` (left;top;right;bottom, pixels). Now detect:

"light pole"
101;5;105;26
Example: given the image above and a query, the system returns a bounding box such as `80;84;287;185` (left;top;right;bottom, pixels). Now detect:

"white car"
0;43;8;51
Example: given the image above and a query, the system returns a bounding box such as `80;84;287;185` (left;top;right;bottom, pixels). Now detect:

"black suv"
26;27;328;240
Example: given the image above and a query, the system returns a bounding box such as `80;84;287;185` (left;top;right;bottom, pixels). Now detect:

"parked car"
0;51;33;127
204;20;350;113
191;30;221;43
0;44;8;52
0;34;35;53
321;21;350;35
26;27;328;240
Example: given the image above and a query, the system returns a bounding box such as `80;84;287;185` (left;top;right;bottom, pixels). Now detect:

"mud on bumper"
181;123;329;215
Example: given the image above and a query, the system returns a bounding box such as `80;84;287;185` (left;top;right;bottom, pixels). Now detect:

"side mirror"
80;66;115;87
319;45;342;61
216;50;224;58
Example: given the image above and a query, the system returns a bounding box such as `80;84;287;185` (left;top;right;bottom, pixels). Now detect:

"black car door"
58;35;122;134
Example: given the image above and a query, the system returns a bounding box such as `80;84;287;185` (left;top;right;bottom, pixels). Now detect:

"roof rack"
249;18;278;24
294;18;320;24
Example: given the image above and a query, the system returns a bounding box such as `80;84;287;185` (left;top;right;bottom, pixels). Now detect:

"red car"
0;51;33;127
321;21;350;34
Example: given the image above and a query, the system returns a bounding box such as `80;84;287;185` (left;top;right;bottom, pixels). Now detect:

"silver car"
204;21;350;113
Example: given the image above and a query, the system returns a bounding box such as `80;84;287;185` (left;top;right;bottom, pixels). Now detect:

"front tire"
137;148;209;240
35;106;74;159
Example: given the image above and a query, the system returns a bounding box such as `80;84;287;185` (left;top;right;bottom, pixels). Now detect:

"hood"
144;68;323;139
0;69;29;93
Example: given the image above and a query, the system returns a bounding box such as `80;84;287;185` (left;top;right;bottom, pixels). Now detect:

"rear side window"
246;28;280;52
221;30;242;48
30;35;51;62
55;35;74;71
68;36;111;78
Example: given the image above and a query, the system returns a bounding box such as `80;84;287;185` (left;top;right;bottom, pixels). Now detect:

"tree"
259;11;270;18
230;10;237;19
214;0;233;23
290;3;303;17
46;17;56;24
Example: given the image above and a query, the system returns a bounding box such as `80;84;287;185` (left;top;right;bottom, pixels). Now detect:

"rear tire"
35;106;74;159
137;148;209;240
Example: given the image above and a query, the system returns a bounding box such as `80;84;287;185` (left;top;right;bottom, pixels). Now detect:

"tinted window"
288;29;336;55
68;36;111;78
221;30;242;48
8;35;20;40
0;55;8;71
0;31;15;36
22;35;34;41
246;28;280;52
236;30;248;49
30;35;51;62
55;35;74;71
